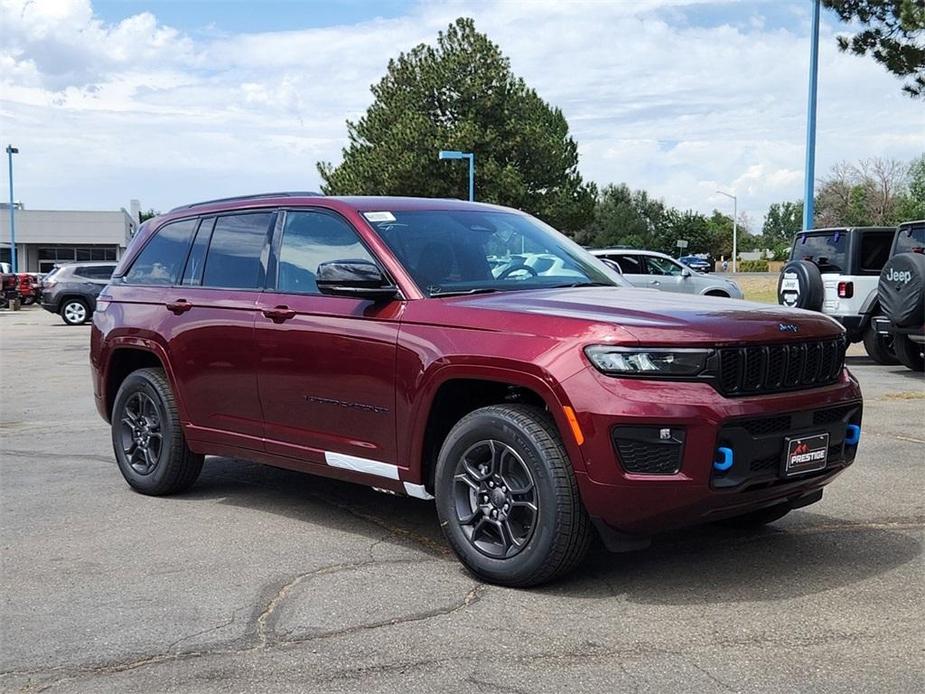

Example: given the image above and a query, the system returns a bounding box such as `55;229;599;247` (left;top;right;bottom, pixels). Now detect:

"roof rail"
168;191;323;212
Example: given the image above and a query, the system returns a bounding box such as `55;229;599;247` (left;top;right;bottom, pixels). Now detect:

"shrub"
738;259;769;272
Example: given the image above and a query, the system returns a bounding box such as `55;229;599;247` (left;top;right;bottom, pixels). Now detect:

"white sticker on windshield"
363;211;396;223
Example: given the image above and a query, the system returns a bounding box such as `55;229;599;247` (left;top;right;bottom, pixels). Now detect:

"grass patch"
735;275;779;304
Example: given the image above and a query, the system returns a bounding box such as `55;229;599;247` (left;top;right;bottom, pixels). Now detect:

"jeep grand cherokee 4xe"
90;193;863;587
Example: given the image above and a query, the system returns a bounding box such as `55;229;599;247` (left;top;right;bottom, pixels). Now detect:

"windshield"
895;223;925;255
791;231;848;273
363;209;623;296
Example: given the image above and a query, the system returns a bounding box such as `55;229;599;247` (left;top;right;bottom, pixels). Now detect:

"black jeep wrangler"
874;220;925;372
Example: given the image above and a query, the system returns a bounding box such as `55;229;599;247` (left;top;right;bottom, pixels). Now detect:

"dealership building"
0;201;141;273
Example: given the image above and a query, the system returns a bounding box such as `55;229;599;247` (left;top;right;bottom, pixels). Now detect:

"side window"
276;211;376;294
202;213;273;289
646;256;683;276
181;218;214;286
858;232;893;274
74;265;112;280
612;255;645;274
124;219;198;285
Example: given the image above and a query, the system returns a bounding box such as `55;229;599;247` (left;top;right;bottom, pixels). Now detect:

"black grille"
614;439;681;474
739;415;790;436
813;404;856;425
716;338;845;396
612;426;685;474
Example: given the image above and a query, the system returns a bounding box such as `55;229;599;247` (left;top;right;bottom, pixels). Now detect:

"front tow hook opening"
713;446;734;472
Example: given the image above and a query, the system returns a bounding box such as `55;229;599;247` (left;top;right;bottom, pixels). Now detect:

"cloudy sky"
1;0;922;227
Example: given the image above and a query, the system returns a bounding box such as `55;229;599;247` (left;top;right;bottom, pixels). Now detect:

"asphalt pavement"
1;306;922;693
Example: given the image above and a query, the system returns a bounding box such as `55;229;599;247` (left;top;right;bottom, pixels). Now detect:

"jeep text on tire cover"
90;194;864;586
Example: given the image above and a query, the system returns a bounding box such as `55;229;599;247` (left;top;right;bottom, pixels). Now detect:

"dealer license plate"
783;433;829;476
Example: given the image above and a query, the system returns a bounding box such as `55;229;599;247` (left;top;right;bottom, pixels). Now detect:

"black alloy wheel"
118;391;164;476
453;439;538;559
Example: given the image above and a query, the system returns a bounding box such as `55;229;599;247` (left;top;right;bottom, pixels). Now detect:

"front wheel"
61;298;89;325
862;323;899;365
434;404;591;587
894;334;925;372
112;367;203;495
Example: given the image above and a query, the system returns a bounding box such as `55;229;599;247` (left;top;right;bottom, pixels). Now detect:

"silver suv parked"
591;249;743;298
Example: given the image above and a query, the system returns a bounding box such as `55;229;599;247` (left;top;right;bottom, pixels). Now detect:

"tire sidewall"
111;371;179;492
435;409;565;584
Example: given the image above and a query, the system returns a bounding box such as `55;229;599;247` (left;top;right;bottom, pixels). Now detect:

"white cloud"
0;0;922;229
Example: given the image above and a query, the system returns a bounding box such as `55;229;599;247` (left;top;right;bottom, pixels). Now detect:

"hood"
443;287;843;345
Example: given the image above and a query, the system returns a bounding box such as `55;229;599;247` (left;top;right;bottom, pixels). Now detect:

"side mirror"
316;260;399;301
681;267;692;278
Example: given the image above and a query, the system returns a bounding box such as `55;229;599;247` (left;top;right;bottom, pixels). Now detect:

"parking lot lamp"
438;150;475;202
715;190;737;273
6;145;18;272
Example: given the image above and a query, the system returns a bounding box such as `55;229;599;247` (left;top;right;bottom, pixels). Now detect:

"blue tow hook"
845;424;861;446
713;447;734;472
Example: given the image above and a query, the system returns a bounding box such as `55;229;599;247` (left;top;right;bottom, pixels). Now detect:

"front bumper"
563;367;863;536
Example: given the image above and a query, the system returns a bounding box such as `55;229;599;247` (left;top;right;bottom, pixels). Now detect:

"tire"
894;334;925;372
704;290;729;298
862;322;899;365
21;296;34;306
879;252;925;328
111;367;203;495
778;260;824;311
714;503;791;529
434;404;591;587
61;298;90;325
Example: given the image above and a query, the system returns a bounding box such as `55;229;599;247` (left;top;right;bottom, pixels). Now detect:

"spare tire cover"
879;252;925;328
778;260;824;311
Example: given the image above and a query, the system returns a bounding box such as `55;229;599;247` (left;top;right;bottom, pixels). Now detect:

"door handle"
649;280;660;285
262;305;296;323
166;299;193;315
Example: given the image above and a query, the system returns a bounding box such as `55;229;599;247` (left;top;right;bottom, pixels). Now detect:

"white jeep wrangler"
777;226;898;363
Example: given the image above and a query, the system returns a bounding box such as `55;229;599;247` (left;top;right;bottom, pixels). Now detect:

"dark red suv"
91;193;863;586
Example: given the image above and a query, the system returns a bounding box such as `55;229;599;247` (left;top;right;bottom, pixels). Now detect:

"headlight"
584;346;713;377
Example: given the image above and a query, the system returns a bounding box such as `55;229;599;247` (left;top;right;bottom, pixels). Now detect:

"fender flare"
404;362;587;486
104;336;189;423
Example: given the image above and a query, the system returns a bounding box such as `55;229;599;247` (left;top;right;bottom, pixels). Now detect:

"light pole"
438;149;475;202
6;145;18;273
716;190;737;273
803;0;821;231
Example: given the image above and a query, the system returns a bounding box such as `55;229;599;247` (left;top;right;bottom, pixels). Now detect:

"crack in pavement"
1;557;483;693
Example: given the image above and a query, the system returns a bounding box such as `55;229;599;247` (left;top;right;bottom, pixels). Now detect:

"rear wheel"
61;298;89;325
112;367;203;495
862;323;899;365
434;404;591;587
894;335;925;372
714;503;791;529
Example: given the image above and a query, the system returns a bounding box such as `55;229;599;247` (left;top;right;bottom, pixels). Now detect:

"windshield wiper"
547;281;614;289
430;287;499;298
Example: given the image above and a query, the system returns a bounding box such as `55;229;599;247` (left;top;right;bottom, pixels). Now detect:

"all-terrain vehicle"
778;226;897;364
873;220;925;372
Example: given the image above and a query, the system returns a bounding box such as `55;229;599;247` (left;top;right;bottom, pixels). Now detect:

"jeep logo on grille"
778;323;799;333
886;268;912;284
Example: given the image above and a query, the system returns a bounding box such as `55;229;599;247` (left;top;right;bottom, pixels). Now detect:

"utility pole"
803;0;820;231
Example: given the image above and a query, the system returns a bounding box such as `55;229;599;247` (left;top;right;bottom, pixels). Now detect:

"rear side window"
895;223;925;255
124;219;198;285
276;211;375;294
181;218;214;286
73;265;115;280
857;231;894;274
201;213;273;289
610;255;645;274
